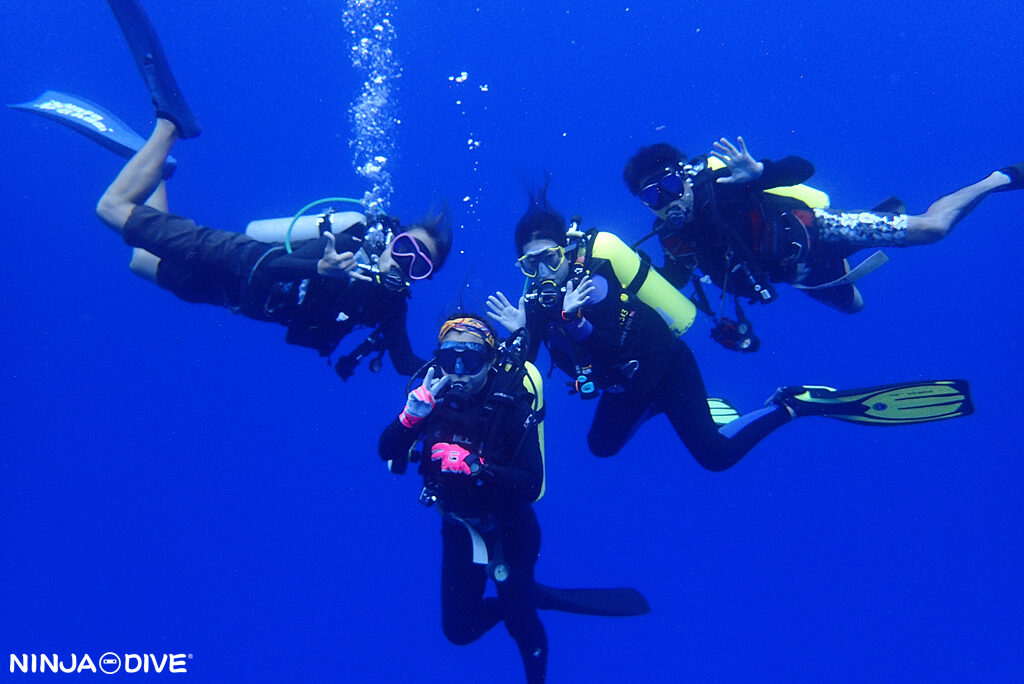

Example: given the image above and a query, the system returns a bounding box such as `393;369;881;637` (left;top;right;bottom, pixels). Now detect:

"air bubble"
344;0;400;213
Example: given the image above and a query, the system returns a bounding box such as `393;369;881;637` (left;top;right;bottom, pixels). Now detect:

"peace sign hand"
402;366;449;422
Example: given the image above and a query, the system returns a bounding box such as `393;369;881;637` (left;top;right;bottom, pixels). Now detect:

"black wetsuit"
378;374;547;683
123;205;423;375
655;156;863;312
527;238;791;470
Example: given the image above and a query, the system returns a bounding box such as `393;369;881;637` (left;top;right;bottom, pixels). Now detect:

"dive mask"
436;341;492;375
391;232;434;281
639;170;686;211
517;246;565;278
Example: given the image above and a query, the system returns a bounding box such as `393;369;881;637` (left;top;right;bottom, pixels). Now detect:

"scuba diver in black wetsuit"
87;0;451;378
378;315;649;684
622;138;1024;352
485;181;975;471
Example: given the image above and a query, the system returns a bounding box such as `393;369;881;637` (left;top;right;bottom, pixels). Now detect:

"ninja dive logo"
10;652;190;674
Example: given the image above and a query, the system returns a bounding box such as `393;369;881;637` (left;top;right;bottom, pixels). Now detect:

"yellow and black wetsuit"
527;231;792;471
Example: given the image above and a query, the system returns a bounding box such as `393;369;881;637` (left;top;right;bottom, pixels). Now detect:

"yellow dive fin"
773;380;974;425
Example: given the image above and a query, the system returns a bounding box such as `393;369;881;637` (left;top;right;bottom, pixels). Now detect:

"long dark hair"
411;204;453;269
513;174;567;255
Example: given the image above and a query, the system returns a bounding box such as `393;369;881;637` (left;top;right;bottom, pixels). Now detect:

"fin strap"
793;250;889;290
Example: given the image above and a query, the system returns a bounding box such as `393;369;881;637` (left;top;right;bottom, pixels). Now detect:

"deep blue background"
2;1;1022;681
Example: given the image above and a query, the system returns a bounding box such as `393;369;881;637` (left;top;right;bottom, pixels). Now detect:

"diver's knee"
693;452;735;472
905;215;949;244
129;249;161;283
95;193;116;223
96;194;133;233
587;433;621;458
442;621;477;646
845;288;864;313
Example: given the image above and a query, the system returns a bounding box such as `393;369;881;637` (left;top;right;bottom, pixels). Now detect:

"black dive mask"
436;342;492;375
524;279;562;309
639;170;686;210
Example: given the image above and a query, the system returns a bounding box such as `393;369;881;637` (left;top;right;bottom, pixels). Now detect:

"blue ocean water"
2;1;1022;681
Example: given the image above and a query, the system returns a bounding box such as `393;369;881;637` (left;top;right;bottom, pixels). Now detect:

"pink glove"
430;442;485;476
400;385;436;428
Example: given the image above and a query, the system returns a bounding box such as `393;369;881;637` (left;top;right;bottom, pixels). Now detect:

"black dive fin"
774;379;973;426
533;583;651;617
107;0;201;138
871;196;908;214
8;91;176;179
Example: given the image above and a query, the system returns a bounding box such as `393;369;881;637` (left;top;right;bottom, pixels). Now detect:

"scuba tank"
523;217;698;337
523;217;698;398
245;210;367;242
249;207;408;292
588;230;696;336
